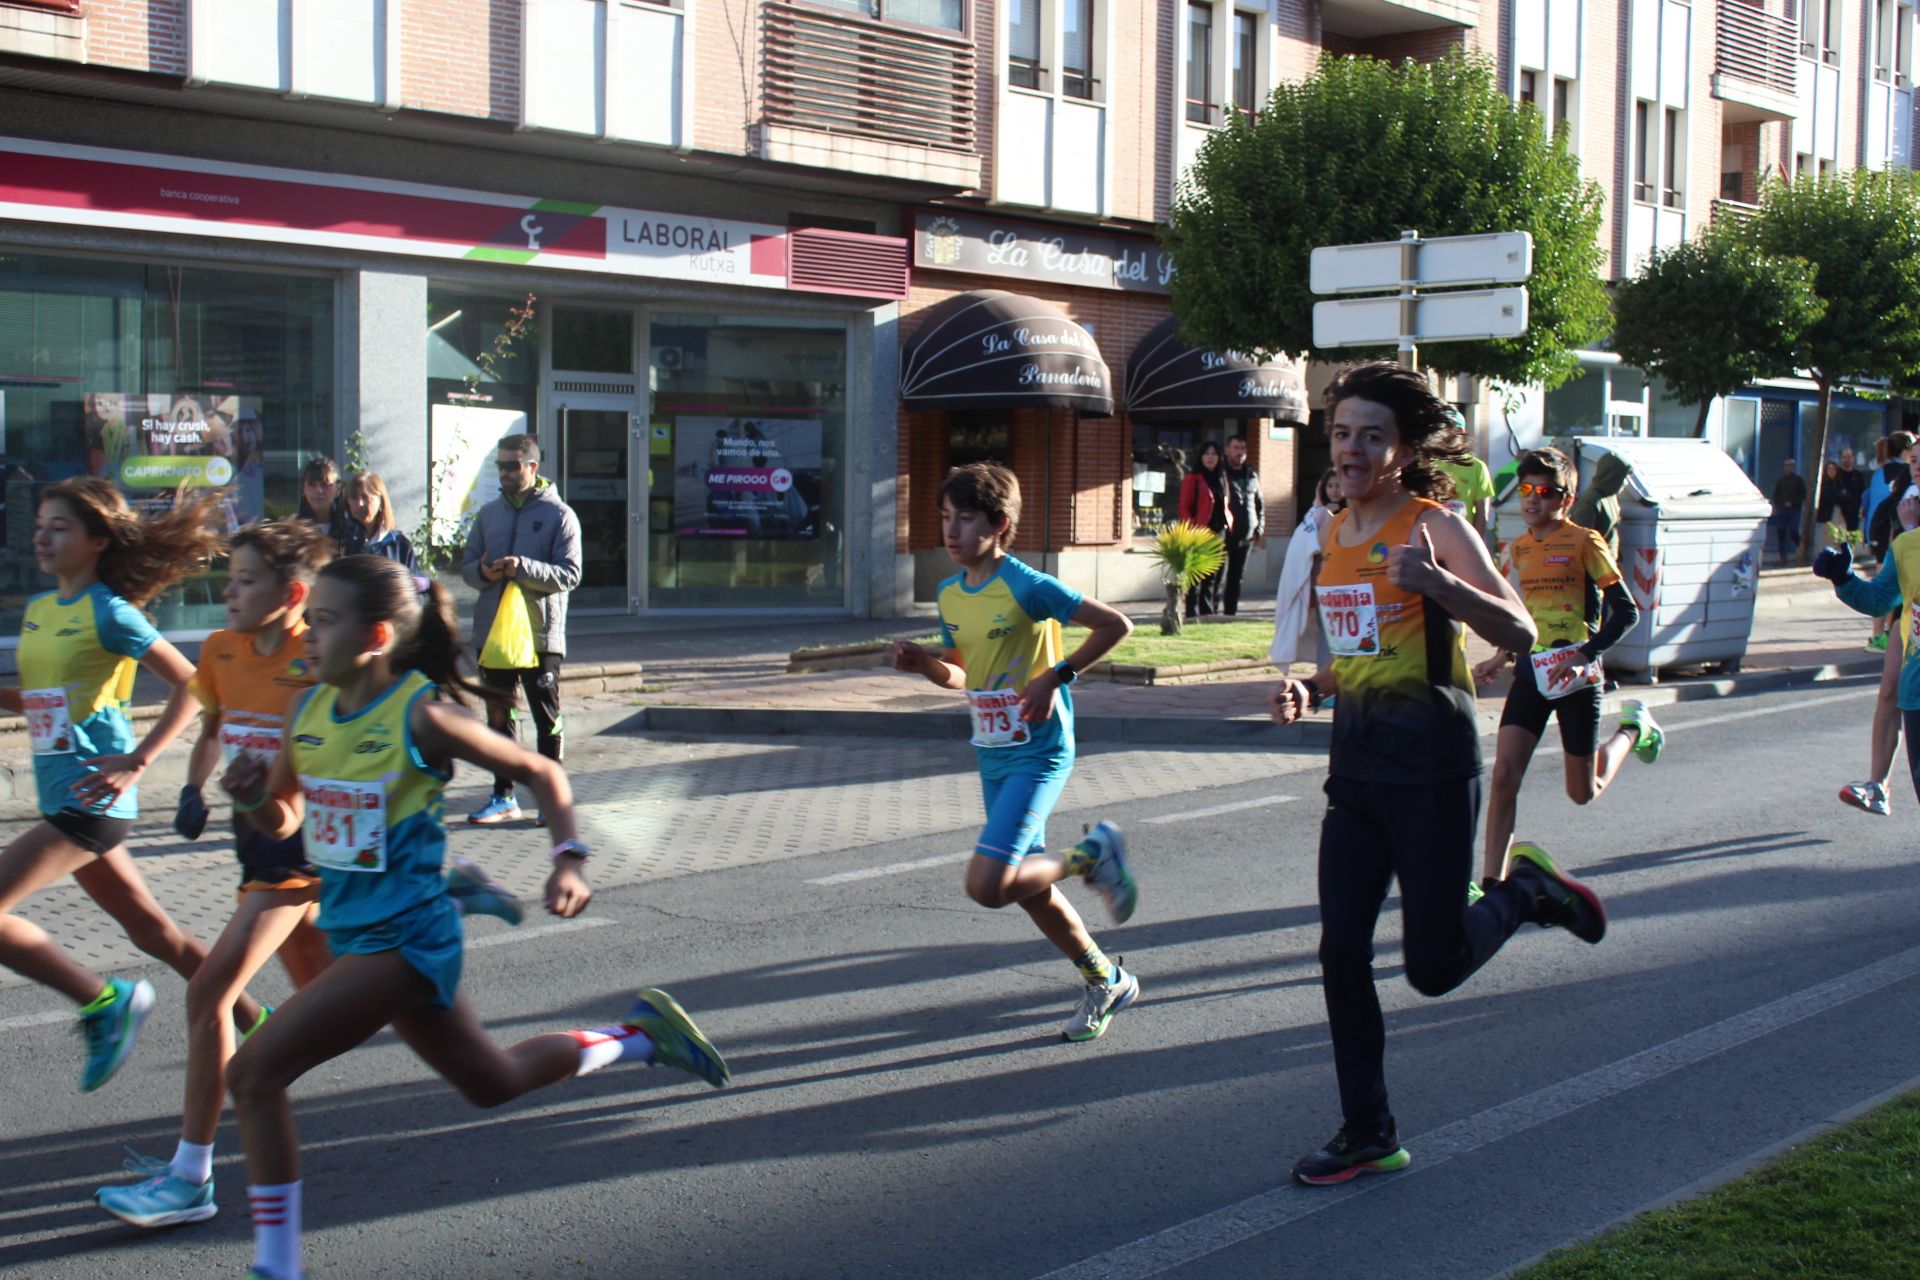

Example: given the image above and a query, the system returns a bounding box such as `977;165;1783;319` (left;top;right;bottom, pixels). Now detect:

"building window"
1634;101;1653;201
1662;107;1683;207
1552;77;1573;140
1186;1;1213;123
1063;0;1094;99
1008;0;1042;88
809;0;964;31
1231;10;1257;117
0;252;335;634
1519;68;1537;106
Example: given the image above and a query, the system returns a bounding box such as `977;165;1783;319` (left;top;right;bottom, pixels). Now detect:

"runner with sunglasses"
1471;448;1655;892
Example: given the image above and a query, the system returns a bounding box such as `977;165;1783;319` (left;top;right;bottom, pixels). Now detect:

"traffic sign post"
1309;229;1533;369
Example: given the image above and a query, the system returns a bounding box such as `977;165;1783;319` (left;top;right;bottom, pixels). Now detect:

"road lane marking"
1523;688;1872;761
1031;939;1920;1280
0;1010;71;1033
1142;795;1297;825
808;853;971;885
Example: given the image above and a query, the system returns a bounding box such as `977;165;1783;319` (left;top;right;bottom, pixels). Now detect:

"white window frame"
1178;1;1270;129
1003;0;1108;105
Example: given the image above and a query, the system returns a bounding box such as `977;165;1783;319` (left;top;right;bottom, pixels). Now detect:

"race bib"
1531;648;1601;700
1317;584;1380;657
23;687;73;756
1907;597;1920;656
219;721;282;766
1444;498;1468;517
966;688;1030;749
298;775;387;873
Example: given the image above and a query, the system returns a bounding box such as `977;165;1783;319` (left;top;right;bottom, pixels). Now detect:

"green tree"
1748;171;1920;561
1163;51;1609;387
1612;229;1825;439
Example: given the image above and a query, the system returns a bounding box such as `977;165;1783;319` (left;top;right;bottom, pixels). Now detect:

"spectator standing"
343;472;419;573
460;434;582;826
1220;434;1265;616
1770;457;1807;565
1177;441;1232;618
295;457;351;545
1836;446;1864;532
1432;452;1497;552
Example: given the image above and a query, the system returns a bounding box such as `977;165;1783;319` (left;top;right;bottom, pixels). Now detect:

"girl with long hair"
0;477;264;1091
220;555;728;1280
342;471;419;572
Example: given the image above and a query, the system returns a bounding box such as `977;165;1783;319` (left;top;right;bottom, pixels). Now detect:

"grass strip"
799;621;1278;670
1514;1089;1920;1280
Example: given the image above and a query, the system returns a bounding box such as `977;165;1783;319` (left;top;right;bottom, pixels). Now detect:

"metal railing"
1712;197;1762;225
761;2;977;154
1716;1;1798;96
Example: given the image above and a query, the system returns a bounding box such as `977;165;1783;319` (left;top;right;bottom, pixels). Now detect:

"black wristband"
1304;678;1328;712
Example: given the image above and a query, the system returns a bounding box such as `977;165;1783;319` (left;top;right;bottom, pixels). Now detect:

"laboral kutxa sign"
914;210;1173;295
0;136;790;289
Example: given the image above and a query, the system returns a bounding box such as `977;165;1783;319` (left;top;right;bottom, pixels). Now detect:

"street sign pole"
1397;229;1419;370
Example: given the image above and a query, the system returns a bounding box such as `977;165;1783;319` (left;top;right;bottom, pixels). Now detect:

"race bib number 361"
299;775;387;872
1317;584;1380;657
966;688;1030;749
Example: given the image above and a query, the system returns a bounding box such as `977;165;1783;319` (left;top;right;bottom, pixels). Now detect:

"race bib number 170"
1317;584;1380;657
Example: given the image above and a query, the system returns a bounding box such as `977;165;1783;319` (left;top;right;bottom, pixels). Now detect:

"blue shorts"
976;771;1071;865
326;892;464;1010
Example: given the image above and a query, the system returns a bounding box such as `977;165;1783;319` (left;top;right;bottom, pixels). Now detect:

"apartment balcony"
1712;0;1799;123
1318;0;1476;40
756;1;981;190
1712;197;1761;226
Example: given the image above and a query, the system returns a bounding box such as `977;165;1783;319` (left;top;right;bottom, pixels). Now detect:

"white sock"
569;1024;655;1076
248;1180;302;1279
170;1138;214;1186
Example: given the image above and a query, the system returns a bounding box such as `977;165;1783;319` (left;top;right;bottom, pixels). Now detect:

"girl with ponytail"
218;554;731;1280
0;477;266;1093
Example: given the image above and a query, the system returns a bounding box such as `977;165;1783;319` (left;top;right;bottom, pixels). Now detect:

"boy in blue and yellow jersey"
892;463;1142;1042
1471;448;1653;888
1817;496;1920;806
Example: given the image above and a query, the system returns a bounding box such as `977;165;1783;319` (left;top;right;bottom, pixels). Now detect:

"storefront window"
0;250;333;633
1131;420;1230;537
648;314;846;607
424;291;540;577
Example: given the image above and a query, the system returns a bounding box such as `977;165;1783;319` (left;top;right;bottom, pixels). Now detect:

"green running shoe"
79;978;154;1092
1507;842;1607;944
625;988;730;1088
241;1004;274;1043
1292;1125;1411;1185
1466;878;1485;906
1618;698;1664;764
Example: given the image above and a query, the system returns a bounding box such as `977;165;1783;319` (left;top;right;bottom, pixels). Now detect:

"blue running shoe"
97;1152;216;1228
80;978;154;1092
445;855;524;925
466;794;522;825
624;988;730;1088
1081;821;1137;924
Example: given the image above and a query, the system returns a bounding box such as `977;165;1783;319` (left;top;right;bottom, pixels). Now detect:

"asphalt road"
0;678;1913;1280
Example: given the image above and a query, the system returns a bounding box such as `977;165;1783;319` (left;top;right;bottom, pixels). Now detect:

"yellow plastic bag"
479;580;538;670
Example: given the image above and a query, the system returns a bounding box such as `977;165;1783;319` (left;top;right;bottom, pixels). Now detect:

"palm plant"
1144;522;1227;634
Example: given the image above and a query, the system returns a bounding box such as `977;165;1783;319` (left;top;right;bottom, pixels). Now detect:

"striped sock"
248;1180;301;1279
569;1024;656;1076
1071;945;1116;986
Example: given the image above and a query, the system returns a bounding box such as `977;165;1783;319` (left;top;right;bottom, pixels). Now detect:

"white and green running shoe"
625;988;730;1088
1618;699;1664;764
79;978;154;1093
97;1149;216;1228
1081;821;1138;924
1062;965;1140;1042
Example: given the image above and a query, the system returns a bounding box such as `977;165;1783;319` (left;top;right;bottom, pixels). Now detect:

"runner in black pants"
1269;362;1609;1186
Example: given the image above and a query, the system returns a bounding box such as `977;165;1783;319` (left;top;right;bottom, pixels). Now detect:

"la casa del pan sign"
915;210;1174;295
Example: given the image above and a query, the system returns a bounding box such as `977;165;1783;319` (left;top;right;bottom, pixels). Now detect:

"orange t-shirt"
1500;521;1621;651
189;623;315;765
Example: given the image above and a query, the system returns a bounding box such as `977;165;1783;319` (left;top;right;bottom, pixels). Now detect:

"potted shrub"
1143;521;1226;635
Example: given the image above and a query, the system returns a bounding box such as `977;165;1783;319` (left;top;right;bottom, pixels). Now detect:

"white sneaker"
1080;821;1138;924
1062;966;1140;1042
1839;780;1892;816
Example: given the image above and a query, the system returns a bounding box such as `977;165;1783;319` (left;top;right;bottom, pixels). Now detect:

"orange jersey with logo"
189;623;315;765
1317;498;1479;782
1501;522;1620;651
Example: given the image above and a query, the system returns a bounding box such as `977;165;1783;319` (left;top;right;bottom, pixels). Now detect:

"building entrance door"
550;392;641;612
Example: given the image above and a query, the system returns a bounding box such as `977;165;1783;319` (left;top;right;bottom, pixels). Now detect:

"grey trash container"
1558;436;1770;680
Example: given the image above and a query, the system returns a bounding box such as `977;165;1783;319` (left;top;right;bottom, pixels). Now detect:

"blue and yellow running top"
937;556;1084;779
17;584;159;818
1837;529;1920;710
288;670;451;931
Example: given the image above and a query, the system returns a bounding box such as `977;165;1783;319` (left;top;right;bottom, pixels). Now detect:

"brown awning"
900;290;1114;415
1123;317;1309;423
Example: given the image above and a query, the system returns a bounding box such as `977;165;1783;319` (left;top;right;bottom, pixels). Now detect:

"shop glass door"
553;396;636;612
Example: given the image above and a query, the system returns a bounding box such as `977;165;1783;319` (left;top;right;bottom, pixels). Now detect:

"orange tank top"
1317;497;1480;782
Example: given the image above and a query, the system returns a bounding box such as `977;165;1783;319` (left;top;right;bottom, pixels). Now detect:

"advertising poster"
83;393;262;529
429;404;523;550
672;416;821;540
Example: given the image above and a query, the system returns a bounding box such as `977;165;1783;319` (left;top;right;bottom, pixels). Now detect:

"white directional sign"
1310;232;1534;295
1312;287;1530;348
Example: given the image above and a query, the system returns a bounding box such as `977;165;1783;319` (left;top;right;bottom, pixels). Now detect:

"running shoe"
1869;633;1890;652
1839;780;1892;816
534;811;549;829
1062;964;1140;1042
444;855;525;925
1618;699;1664;764
241;1005;273;1043
1081;821;1138;924
1292;1125;1411;1185
466;794;522;825
79;977;154;1092
1507;843;1606;944
624;988;730;1088
1466;878;1485;906
97;1153;216;1228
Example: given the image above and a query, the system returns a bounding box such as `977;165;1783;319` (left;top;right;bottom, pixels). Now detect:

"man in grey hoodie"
461;433;582;825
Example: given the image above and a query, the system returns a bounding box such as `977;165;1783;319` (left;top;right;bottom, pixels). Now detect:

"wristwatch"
1303;678;1329;712
550;839;591;863
1053;659;1078;685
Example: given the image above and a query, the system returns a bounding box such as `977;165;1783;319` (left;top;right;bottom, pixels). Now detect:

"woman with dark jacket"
1177;441;1232;618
